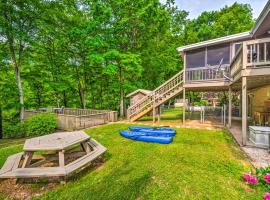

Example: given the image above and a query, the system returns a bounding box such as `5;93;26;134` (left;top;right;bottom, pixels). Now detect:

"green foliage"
256;166;270;190
0;0;255;121
184;3;254;44
3;122;26;139
3;113;57;139
24;113;57;137
195;99;209;106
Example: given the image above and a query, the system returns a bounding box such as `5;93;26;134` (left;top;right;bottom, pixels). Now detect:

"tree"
0;0;40;120
0;105;2;139
0;0;255;131
184;3;254;43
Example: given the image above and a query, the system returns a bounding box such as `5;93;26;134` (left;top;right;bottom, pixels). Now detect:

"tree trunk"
120;88;125;117
119;65;125;117
5;17;25;120
78;85;86;109
63;91;68;107
14;64;24;120
0;106;2;139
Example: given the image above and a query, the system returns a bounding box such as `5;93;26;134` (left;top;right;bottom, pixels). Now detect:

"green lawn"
0;124;265;199
139;107;183;122
138;107;201;123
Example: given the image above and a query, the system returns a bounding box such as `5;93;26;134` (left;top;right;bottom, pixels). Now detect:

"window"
207;43;230;66
186;48;205;68
232;43;242;58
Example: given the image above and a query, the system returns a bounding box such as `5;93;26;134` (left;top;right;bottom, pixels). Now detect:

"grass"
0;123;266;199
138;107;183;122
138;107;201;123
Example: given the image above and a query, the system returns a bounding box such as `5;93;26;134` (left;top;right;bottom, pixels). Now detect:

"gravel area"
229;123;270;168
242;146;270;168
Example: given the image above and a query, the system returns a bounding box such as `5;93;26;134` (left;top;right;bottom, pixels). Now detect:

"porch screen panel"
207;44;230;66
186;48;205;68
267;43;270;61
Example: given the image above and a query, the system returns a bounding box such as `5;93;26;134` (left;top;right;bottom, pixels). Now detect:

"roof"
177;0;270;53
250;0;270;36
126;89;152;97
177;32;251;53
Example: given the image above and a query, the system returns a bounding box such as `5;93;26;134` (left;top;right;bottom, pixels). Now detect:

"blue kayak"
119;130;173;144
128;126;176;136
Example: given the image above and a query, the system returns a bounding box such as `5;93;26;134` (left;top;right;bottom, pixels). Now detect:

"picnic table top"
23;131;90;151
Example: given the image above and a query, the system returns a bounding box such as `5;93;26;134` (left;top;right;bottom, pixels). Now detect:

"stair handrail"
127;70;184;118
128;70;184;110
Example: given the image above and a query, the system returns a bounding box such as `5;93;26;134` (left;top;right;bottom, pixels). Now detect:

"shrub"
3;113;57;139
24;113;57;137
3;122;26;138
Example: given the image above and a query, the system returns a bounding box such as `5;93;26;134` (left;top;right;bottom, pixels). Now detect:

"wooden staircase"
127;70;184;122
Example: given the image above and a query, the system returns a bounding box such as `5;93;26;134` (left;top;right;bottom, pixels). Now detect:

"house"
126;89;152;106
201;92;221;107
174;99;189;107
127;0;270;147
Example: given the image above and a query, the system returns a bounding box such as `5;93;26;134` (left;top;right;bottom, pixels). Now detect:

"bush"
24;113;57;137
3;113;57;139
3;122;26;139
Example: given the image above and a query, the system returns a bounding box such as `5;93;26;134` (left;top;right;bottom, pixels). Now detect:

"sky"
162;0;268;19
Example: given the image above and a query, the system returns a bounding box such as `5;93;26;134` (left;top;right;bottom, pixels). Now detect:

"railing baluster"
257;43;260;63
265;43;267;62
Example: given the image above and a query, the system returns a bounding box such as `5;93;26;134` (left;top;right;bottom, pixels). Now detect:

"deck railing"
245;38;270;68
229;37;270;80
230;46;243;80
185;65;230;82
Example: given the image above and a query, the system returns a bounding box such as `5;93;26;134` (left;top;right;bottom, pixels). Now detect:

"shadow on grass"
43;161;152;200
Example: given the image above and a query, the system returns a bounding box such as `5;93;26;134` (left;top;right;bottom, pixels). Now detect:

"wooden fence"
24;108;118;131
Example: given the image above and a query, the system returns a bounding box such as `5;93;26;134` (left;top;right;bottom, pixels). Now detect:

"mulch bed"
0;151;106;200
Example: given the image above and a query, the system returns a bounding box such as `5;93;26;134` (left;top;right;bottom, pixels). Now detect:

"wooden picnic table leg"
59;150;65;167
22;151;33;168
81;141;91;154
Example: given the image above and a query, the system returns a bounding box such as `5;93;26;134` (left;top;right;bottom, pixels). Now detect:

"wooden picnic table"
0;131;107;179
22;131;91;168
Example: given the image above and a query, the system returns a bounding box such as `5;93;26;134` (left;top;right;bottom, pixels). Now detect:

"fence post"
200;106;203;123
223;104;226;126
203;106;205;123
221;106;224;124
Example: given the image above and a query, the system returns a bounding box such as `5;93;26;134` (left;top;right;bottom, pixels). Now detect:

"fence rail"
24;108;118;131
55;108;110;116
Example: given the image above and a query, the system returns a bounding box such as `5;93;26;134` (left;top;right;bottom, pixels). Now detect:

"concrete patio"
229;121;270;168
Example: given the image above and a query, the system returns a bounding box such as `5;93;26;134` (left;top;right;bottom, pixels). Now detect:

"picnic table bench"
0;131;107;179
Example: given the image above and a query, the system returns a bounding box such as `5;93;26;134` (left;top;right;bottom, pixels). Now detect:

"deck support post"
152;107;156;124
183;88;186;125
228;86;232;128
242;76;247;146
153;94;156;124
241;42;247;146
157;106;161;124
